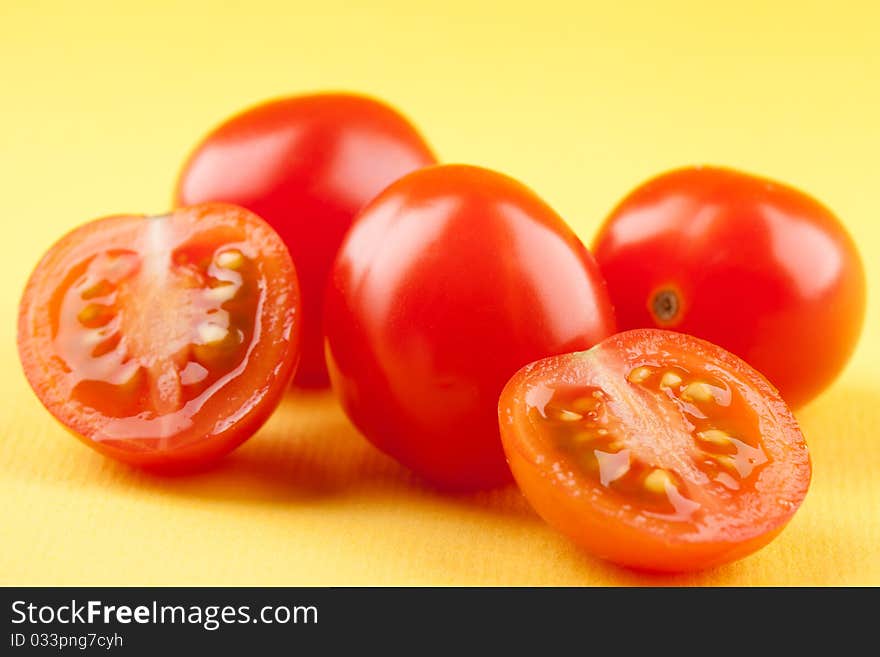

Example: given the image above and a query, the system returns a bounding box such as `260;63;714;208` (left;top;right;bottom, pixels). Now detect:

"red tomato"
499;329;811;572
175;93;437;387
17;203;301;470
324;164;616;489
592;166;866;408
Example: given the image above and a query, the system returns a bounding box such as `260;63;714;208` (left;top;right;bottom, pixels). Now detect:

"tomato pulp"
592;166;866;408
325;164;616;489
18;203;301;469
175;93;437;387
499;329;811;572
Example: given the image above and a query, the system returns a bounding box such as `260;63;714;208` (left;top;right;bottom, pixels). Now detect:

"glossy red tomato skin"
499;329;811;572
325;164;616;489
17;203;301;471
592;166;866;408
175;93;437;388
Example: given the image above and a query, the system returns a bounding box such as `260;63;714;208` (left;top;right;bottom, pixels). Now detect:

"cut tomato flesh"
66;242;254;427
499;329;811;571
18;203;300;468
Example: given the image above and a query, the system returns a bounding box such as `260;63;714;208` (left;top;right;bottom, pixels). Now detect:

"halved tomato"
499;329;811;572
18;203;300;470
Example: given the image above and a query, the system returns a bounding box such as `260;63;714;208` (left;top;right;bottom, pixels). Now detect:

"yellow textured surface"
1;0;878;585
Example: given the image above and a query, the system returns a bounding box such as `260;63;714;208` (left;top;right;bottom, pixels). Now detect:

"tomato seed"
711;454;738;473
205;283;238;302
643;468;673;494
571;431;594;444
570;396;598;413
216;250;244;269
80;279;115;300
627;366;653;383
682;381;714;402
696;429;732;446
197;322;228;344
77;303;114;328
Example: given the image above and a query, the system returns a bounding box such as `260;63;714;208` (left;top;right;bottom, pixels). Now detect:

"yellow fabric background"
1;0;878;586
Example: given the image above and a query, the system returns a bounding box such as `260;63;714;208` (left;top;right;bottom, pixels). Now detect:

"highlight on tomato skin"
592;165;866;409
174;92;437;389
17;203;301;471
324;163;616;490
498;329;811;572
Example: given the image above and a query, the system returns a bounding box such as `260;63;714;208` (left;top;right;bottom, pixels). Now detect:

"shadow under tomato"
158;382;880;585
17;380;876;585
138;390;535;521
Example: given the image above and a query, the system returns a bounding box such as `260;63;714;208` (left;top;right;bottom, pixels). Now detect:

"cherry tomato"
592;166;866;409
499;329;811;572
175;93;437;387
18;203;301;470
325;164;616;489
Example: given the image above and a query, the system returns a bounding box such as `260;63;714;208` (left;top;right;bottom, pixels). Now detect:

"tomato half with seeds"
499;329;811;572
17;203;300;470
592;166;866;408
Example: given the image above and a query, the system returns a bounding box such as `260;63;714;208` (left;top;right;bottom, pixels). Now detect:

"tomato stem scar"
651;288;680;324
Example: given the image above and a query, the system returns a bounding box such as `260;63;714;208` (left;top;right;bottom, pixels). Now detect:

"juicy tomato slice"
18;203;301;469
499;329;811;572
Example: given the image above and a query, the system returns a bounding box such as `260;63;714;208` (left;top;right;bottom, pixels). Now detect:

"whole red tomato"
592;166;866;408
175;93;436;387
325;164;616;489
